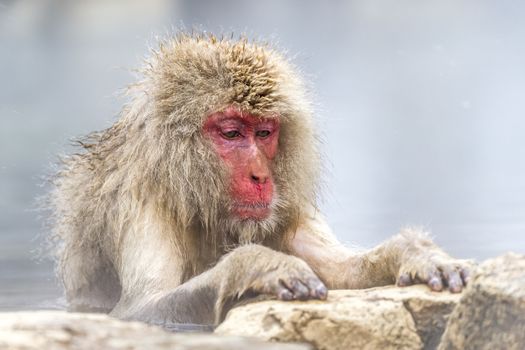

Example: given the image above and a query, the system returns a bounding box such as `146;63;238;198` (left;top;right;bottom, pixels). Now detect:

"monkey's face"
203;106;279;221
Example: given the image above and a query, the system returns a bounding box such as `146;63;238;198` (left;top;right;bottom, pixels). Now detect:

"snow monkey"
50;34;472;326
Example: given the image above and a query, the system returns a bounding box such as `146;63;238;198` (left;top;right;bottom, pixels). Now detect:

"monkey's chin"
232;202;271;221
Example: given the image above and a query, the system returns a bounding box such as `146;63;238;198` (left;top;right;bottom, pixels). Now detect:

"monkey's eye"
222;130;241;139
256;130;271;138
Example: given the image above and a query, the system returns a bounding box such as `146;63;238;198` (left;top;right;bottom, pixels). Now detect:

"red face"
203;107;280;220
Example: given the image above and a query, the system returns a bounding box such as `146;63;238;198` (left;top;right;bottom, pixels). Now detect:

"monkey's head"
130;34;320;243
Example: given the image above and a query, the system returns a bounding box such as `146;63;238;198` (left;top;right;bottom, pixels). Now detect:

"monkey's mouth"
231;202;271;220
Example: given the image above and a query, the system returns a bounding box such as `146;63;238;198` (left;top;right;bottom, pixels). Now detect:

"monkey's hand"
222;245;328;301
394;230;475;293
145;245;328;325
253;256;328;301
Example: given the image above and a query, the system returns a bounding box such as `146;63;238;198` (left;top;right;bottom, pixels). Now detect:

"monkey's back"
51;130;125;312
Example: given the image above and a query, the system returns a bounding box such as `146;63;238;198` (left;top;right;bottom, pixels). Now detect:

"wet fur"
49;34;320;313
49;33;472;322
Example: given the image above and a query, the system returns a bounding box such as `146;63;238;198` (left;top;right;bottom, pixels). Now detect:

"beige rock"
0;311;309;350
6;254;522;350
439;253;525;350
217;286;460;350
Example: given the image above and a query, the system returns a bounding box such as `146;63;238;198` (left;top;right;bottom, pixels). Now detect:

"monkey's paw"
397;252;475;293
253;258;328;301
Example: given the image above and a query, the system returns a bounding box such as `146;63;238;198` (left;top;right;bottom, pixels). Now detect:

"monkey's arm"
289;210;473;292
112;236;326;326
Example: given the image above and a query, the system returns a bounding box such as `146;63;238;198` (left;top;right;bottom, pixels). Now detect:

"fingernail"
279;290;293;301
398;273;411;286
316;284;328;299
428;277;443;291
448;282;462;293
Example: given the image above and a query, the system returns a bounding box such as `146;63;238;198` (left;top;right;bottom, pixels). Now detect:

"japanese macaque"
50;34;472;327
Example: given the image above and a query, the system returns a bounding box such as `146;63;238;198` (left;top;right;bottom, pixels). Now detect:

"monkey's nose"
251;174;267;184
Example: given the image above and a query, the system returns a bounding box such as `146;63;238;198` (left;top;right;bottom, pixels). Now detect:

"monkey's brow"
216;117;243;123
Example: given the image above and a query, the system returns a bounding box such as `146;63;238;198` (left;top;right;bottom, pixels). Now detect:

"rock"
5;254;523;350
0;311;309;350
216;286;460;350
438;253;525;350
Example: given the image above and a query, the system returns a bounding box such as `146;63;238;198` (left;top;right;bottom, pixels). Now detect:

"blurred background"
1;0;524;310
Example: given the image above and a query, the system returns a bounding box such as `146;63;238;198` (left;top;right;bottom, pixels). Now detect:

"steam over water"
1;0;524;310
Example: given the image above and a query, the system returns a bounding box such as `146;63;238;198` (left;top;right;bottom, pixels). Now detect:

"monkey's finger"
280;278;309;300
397;272;413;287
460;267;471;285
276;281;294;301
443;269;463;293
306;277;328;300
289;279;310;300
427;275;444;292
418;267;444;292
315;284;328;300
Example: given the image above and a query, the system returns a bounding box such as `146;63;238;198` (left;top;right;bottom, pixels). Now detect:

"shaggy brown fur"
50;33;472;326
